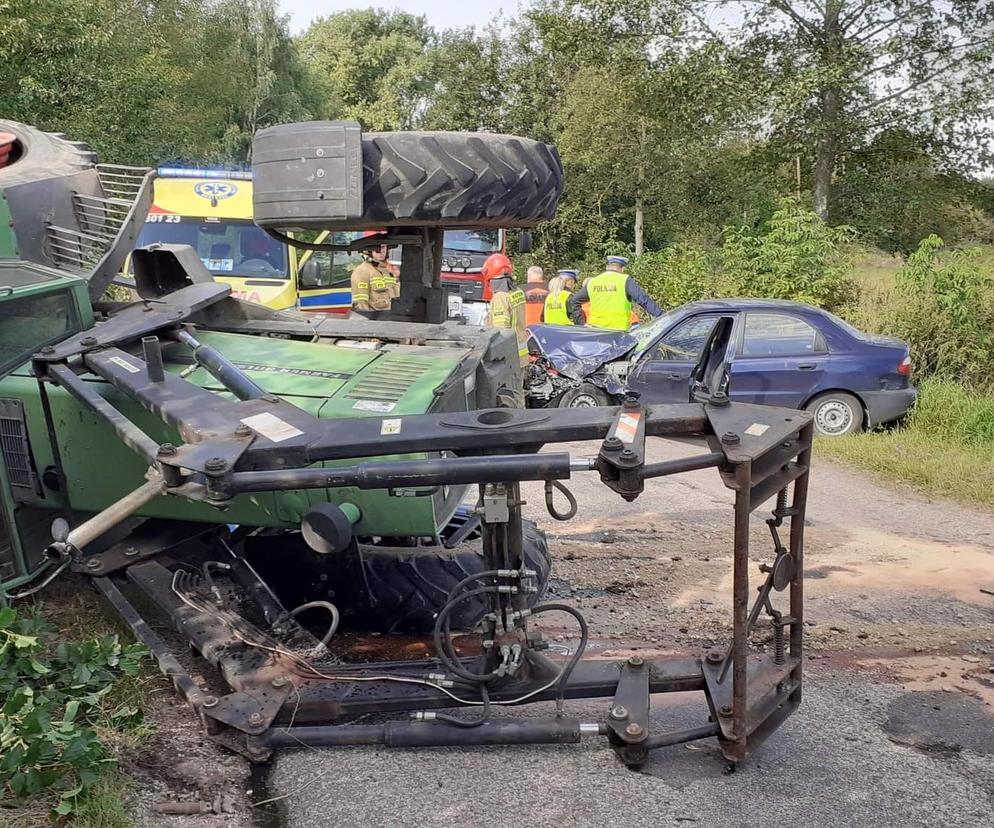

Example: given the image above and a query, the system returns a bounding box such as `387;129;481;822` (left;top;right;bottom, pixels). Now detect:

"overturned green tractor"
0;120;813;768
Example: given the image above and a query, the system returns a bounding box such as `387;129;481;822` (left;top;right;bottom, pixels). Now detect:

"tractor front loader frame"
28;277;813;768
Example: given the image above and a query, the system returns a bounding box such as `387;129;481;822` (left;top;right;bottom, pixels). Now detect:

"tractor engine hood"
528;325;636;380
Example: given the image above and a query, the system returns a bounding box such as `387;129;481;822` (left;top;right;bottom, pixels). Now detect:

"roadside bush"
631;196;859;311
718;197;858;309
629;243;716;308
0;607;146;818
847;235;994;388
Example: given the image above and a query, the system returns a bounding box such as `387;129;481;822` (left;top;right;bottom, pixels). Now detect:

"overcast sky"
279;0;516;32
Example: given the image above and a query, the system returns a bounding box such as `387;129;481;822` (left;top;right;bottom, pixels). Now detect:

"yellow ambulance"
133;168;360;313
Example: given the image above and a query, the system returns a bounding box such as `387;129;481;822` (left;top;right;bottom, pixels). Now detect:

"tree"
700;0;994;220
298;9;436;129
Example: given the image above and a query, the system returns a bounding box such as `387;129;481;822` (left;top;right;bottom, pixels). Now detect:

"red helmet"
481;253;513;280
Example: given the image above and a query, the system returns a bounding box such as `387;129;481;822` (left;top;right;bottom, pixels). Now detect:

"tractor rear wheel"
243;506;552;635
0;120;97;185
353;508;551;633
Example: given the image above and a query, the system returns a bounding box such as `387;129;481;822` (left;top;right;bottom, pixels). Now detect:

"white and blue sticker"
194;181;238;201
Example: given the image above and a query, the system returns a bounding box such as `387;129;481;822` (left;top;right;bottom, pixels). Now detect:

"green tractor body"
0;121;539;610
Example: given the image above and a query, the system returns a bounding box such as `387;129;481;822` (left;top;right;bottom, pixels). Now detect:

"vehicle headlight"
460;257;472;268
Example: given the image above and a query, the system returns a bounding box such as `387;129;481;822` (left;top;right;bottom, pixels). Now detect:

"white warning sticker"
109;356;141;374
744;422;770;437
353;400;396;413
614;412;641;444
239;412;304;443
380;418;402;435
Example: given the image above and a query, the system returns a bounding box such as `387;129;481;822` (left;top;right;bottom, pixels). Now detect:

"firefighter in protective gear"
482;253;528;367
350;245;395;312
523;265;549;326
567;255;662;330
482;252;527;407
543;269;577;325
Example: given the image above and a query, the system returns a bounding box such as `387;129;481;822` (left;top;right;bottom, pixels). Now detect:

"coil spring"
773;618;786;665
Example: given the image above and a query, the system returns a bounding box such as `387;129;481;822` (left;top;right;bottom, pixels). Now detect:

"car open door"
628;313;736;403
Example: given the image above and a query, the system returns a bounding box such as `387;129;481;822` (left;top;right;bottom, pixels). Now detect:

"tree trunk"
634;196;644;257
812;92;838;222
635;119;646;256
813;1;842;222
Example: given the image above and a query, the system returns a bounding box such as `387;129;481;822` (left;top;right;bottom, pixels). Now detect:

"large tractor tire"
0;120;97;186
243;507;552;635
359;131;563;229
355;511;552;633
253;124;564;231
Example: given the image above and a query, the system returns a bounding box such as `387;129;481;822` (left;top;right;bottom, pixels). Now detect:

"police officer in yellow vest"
567;255;662;330
350;246;395;313
543;269;578;325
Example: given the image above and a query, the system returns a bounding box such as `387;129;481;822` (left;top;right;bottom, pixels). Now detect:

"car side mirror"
300;258;320;288
518;231;533;254
690;317;734;403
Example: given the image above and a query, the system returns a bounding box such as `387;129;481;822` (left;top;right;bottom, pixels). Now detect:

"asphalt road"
259;437;994;828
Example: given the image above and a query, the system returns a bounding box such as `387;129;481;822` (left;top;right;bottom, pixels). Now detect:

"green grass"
818;379;994;510
850;248;902;292
70;775;134;828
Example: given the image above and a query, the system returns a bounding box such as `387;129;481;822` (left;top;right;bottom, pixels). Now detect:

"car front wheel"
805;391;864;436
558;383;610;408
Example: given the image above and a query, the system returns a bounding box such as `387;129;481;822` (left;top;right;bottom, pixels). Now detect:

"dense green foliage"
3;0;991;257
628;197;857;310
847;236;994;388
0;607;146;817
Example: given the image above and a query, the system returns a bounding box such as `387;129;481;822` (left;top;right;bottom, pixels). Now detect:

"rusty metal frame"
79;408;812;767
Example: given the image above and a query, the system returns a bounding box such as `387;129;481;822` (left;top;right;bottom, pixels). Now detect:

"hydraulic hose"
289;600;341;648
431;684;491;728
433;586;505;683
529;603;589;695
544;479;578;521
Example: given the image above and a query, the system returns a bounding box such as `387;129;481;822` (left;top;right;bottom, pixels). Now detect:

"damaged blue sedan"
524;299;916;436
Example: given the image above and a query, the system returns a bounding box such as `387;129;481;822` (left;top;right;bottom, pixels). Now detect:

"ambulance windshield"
134;216;289;279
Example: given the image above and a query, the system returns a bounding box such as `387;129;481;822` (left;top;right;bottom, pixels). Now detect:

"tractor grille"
0;398;39;496
344;359;432;403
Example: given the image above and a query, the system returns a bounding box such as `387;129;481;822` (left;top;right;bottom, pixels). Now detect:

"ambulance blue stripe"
299;292;351;308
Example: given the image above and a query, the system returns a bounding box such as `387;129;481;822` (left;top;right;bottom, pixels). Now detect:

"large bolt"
235;424;252;437
602;436;623;452
271;676;287;688
710;391;729;407
85;558;102;570
706;649;724;665
39;345;55;355
609;705;629;721
124;546;139;557
204;457;227;473
202;696;218;709
628;655;644;667
248;712;264;726
625;722;644;738
719;705;733;718
157;443;177;457
621;448;635;458
721;431;740;446
80;336;98;347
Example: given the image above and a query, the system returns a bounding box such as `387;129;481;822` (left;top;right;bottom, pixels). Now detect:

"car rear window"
741;313;824;357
